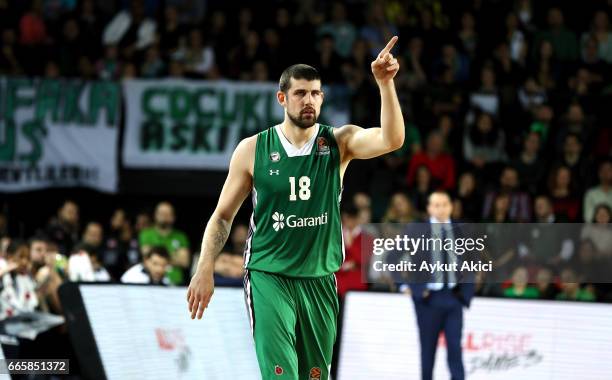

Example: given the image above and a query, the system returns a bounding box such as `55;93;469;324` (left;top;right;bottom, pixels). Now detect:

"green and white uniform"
244;123;343;379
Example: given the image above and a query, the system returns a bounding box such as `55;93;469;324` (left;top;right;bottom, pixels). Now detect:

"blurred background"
0;0;611;379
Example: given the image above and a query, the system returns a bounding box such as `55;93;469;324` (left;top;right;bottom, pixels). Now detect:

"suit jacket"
405;220;475;308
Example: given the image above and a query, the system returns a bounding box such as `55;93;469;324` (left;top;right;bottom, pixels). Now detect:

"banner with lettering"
0;78;121;192
122;79;349;169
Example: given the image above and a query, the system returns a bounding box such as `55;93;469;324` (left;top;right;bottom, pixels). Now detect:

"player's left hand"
371;36;400;84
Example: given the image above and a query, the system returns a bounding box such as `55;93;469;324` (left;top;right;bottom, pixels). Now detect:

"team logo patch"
274;365;284;375
316;137;330;155
270;151;281;162
309;367;322;379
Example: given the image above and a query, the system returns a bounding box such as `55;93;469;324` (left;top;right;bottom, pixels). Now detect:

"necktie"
441;226;448;288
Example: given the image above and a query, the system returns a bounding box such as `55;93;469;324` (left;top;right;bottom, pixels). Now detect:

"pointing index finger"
379;36;398;58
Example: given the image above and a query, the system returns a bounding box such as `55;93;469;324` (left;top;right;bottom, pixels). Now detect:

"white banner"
338;293;612;380
80;285;260;380
122;79;349;170
0;77;120;192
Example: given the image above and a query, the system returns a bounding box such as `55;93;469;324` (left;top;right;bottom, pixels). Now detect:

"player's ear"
277;91;286;107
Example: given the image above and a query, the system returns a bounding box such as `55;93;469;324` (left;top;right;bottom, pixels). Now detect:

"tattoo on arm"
200;216;231;265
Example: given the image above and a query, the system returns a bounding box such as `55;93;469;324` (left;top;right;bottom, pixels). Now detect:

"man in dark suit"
402;191;474;380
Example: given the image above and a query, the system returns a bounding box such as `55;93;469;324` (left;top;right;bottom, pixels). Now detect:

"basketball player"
187;36;404;379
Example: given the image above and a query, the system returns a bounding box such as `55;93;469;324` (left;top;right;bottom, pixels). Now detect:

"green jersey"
244;123;344;277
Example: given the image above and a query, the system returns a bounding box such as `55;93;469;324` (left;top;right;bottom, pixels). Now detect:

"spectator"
159;6;185;56
492;42;524;92
458;12;478;59
181;29;215;78
210;11;237;73
57;18;83;77
407;131;456;191
570;239;605;286
583;159;612;222
533;195;561;223
337;203;372;297
317;2;356;58
382;193;415;223
314;33;344;84
580;204;612;257
213;224;247;287
77;0;103;59
0;242;39;319
503;266;539;299
0;29;22;75
581;10;612;64
505;12;528;64
139;202;190;285
19;0;47;46
529;40;559;91
29;237;47;274
134;211;152;234
121;246;170;285
18;0;48;75
80;222;104;258
97;45;121;80
33;242;64;314
467;66;500;120
463;111;507;174
408;165;433;219
533;7;579;63
454;172;482;222
103;209;140;280
484;193;511;223
518;78;547;113
548;166;581;222
260;28;285;79
554;133;590;187
482;167;532;222
401;36;428;90
45;200;80;256
556;103;594;151
359;2;398;59
230;30;264;80
579;35;608;90
141;45;165;78
535;267;557;300
437;114;460;155
432;44;470;84
511;131;546;195
556;268;596;301
352;192;373;227
68;243;111;282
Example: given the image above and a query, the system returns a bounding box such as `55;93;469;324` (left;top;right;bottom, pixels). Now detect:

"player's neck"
280;121;317;148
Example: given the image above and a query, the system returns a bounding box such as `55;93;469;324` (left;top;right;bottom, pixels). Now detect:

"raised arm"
187;136;255;319
335;36;405;162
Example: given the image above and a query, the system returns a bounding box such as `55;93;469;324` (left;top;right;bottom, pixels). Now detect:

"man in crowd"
121;246;170;285
45;200;80;255
139;202;190;285
584;159;612;222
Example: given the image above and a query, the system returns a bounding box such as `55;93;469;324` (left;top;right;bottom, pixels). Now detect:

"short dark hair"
279;64;320;93
146;245;170;261
341;202;359;217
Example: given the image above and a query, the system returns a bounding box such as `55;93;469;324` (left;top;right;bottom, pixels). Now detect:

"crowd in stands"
0;1;611;320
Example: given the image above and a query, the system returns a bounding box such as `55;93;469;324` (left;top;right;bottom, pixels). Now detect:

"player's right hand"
187;269;214;319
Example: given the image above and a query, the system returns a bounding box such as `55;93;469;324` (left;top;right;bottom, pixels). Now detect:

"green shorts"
244;270;339;380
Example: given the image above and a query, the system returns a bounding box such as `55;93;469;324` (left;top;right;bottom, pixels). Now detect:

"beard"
157;221;172;230
288;108;318;129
